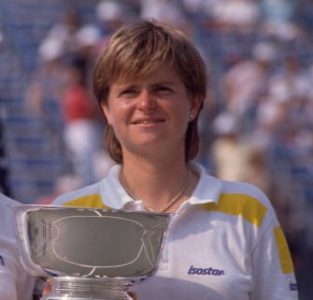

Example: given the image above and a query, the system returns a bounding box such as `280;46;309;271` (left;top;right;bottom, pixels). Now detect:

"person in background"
61;58;107;185
53;20;298;299
0;193;35;300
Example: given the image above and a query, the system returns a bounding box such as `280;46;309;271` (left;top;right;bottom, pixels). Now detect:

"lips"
132;118;165;125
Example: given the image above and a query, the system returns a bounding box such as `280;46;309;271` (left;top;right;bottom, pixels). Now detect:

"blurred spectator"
25;41;69;161
268;54;310;102
26;53;68;117
139;0;189;29
222;42;275;129
210;112;269;192
95;0;133;51
185;0;261;33
211;112;250;181
209;0;261;33
26;10;82;122
76;24;101;62
61;59;110;185
261;0;296;23
26;5;122;191
39;9;83;62
260;0;301;41
253;95;289;149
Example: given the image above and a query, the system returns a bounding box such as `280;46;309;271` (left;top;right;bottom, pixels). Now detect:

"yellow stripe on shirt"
273;226;294;274
62;194;107;208
202;193;268;226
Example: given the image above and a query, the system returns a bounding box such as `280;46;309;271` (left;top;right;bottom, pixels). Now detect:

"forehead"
112;64;182;86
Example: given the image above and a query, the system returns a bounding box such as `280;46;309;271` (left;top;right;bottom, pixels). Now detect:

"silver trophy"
15;205;170;300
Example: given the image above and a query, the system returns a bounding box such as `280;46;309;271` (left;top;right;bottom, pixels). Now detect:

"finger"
128;291;138;300
42;279;52;295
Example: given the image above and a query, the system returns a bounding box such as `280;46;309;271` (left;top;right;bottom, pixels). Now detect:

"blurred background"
0;0;312;298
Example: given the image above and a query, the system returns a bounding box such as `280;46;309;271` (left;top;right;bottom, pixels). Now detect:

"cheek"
168;102;191;133
177;99;192;122
104;105;132;134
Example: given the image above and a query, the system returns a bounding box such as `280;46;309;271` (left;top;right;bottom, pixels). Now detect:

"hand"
128;292;138;300
42;279;51;295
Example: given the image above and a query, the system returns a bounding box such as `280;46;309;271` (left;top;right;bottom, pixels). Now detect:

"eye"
119;88;138;98
153;85;173;94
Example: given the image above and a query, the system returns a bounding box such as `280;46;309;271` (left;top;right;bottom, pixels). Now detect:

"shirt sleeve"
0;242;35;300
250;217;298;300
0;197;35;300
0;266;18;300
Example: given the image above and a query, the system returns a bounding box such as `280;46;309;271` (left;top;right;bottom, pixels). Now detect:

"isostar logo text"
188;265;225;276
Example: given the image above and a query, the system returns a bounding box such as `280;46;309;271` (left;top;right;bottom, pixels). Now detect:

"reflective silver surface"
15;205;170;299
42;277;132;300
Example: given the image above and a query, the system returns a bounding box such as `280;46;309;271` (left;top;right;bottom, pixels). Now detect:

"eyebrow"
151;81;175;86
116;80;176;88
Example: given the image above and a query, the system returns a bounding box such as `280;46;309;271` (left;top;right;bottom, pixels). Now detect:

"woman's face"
101;65;200;158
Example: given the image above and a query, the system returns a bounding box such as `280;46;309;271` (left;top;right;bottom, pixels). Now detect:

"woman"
0;194;35;300
54;20;298;299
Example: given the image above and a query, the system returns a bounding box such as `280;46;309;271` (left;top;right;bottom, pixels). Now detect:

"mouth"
132;118;165;125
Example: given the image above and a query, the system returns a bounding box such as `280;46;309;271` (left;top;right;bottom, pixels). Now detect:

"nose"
137;89;157;111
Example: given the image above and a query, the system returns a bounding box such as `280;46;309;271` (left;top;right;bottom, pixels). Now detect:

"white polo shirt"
53;163;298;300
0;194;35;300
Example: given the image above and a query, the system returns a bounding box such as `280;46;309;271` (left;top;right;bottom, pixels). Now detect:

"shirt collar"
100;162;222;210
188;162;222;205
100;164;134;209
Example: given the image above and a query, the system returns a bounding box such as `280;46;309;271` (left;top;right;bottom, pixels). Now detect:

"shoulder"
195;162;272;209
52;165;122;209
220;179;274;215
195;162;270;205
218;180;279;230
0;194;35;300
0;193;19;208
222;180;270;204
0;194;20;232
195;164;277;227
52;181;104;208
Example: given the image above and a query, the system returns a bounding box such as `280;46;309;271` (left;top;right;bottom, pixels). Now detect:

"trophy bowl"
15;205;170;300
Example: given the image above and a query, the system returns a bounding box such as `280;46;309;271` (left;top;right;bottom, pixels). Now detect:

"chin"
124;138;166;152
129;133;167;145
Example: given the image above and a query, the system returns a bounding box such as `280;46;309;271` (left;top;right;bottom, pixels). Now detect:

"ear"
100;103;112;125
190;97;202;120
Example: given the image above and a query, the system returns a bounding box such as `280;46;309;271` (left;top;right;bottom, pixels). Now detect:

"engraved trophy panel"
15;205;170;300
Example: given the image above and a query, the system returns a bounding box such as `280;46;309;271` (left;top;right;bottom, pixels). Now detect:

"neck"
120;150;191;212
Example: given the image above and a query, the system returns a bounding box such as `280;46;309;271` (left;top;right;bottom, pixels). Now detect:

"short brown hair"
93;20;207;163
